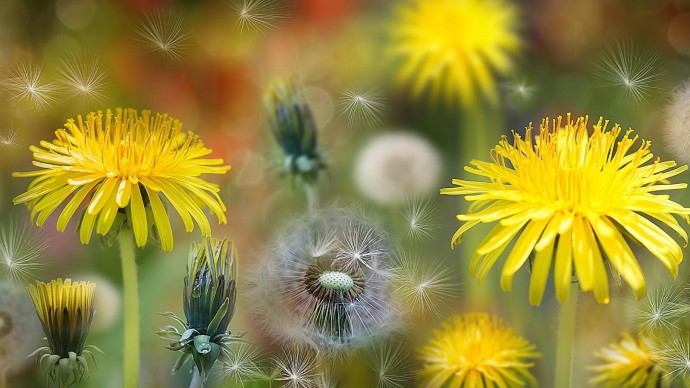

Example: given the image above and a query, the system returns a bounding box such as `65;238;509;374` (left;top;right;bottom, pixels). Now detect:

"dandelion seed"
400;197;439;241
0;125;21;149
0;220;47;286
232;0;287;33
661;335;690;381
273;348;319;388
368;342;412;388
338;88;385;130
503;77;535;103
631;285;685;335
218;343;262;386
56;52;108;103
133;11;190;61
595;41;662;105
392;253;458;317
2;61;57;110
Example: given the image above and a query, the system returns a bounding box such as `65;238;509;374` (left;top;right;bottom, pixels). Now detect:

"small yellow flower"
27;278;101;386
591;332;671;387
441;115;690;305
389;0;521;106
13;108;230;251
418;312;539;388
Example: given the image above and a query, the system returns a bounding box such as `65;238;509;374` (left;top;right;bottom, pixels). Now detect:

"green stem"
554;284;578;388
189;367;204;388
120;231;139;388
0;367;6;388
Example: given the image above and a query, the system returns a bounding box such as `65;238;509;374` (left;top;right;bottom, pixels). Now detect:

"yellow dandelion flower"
27;278;101;386
418;312;539;388
12;108;230;251
590;332;671;388
389;0;521;106
441;115;690;305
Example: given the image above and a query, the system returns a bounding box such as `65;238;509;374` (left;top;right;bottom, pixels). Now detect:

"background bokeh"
2;0;690;387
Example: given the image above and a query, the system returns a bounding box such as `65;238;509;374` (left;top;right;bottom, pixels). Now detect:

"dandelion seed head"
595;41;662;105
0;281;44;374
57;52;108;102
664;79;690;165
0;220;47;286
246;207;399;353
134;11;190;61
338;88;385;130
355;132;441;205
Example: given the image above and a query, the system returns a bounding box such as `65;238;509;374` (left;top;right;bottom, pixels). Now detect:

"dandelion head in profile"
442;114;690;305
247;207;398;353
355;132;441;206
418;312;539;388
158;238;239;382
27;278;102;387
264;77;326;184
590;332;671;387
389;0;521;106
12;108;230;251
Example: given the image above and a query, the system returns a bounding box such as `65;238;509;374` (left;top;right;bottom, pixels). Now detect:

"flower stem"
189;367;205;388
120;231;139;387
554;283;578;388
0;368;6;388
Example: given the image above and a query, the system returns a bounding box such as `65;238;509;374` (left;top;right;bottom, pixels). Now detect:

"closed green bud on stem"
264;76;326;184
26;279;103;387
158;238;239;386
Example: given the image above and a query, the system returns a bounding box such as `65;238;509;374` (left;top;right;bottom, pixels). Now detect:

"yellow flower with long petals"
441;115;690;305
591;332;671;387
13;108;230;251
390;0;520;106
418;312;539;388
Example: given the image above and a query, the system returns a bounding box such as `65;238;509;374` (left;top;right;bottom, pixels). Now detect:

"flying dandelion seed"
56;52;108;102
0;126;21;149
217;343;263;386
338;88;386;130
2;61;58;110
661;335;690;381
0;220;47;286
503;77;536;103
368;342;413;388
232;0;288;33
392;252;458;317
133;11;190;61
273;348;319;388
400;197;440;241
595;41;662;105
631;285;685;335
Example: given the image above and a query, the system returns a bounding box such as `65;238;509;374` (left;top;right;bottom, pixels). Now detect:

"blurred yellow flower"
13;108;230;251
389;0;520;106
591;332;671;388
441;115;690;305
418;312;538;388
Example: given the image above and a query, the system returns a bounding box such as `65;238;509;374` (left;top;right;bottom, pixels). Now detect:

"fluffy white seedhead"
57;52;108;102
630;285;685;335
133;11;190;61
0;281;43;374
273;347;319;388
354;132;441;205
391;252;459;318
664;80;690;165
595;41;661;105
0;220;47;286
338;88;386;130
400;197;440;241
231;0;288;33
367;342;413;388
246;207;400;354
1;61;58;110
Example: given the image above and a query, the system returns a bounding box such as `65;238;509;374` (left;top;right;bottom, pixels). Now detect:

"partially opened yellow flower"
418;312;539;387
389;0;520;106
13;108;230;251
441;115;690;305
590;332;671;387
